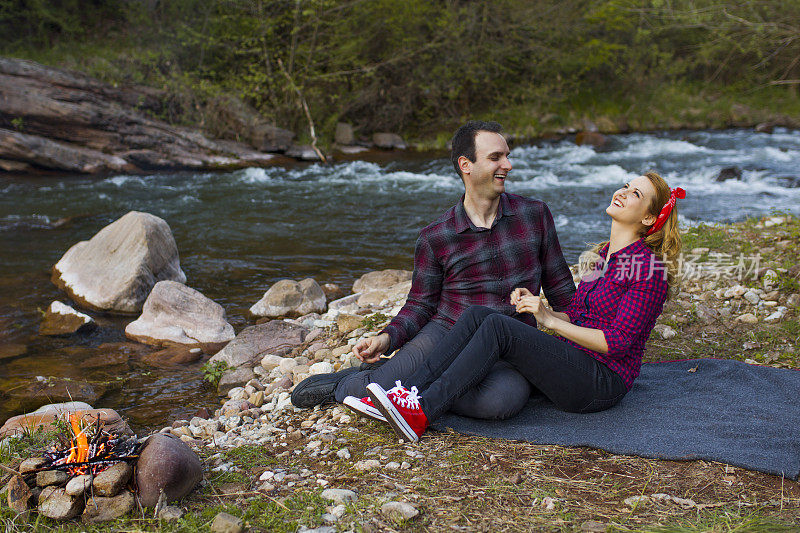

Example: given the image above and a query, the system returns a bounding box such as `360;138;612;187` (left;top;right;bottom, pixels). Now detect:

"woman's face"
606;175;657;229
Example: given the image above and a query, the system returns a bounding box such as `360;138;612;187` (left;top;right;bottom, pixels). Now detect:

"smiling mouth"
612;198;624;207
494;174;506;180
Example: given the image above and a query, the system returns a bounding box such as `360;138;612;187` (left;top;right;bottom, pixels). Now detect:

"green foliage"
361;312;390;331
1;0;799;139
201;360;229;388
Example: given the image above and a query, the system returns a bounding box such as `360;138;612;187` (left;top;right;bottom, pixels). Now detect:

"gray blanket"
432;358;800;479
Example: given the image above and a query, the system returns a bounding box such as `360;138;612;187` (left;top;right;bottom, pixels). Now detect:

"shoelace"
386;380;408;399
390;381;421;409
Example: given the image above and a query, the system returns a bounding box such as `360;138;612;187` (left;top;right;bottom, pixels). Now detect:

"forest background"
1;0;799;146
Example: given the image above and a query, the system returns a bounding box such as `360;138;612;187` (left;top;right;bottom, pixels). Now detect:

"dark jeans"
334;320;533;420
410;305;628;421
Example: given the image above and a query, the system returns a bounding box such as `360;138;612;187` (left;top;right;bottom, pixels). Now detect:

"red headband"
646;187;685;235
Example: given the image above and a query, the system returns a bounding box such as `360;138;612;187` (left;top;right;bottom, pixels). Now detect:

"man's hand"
352;333;390;364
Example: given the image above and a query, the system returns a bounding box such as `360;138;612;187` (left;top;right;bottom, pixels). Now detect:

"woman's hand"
514;294;554;328
509;287;534;306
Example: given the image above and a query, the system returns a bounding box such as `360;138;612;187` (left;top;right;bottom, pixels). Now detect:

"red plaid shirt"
562;239;669;389
381;193;575;353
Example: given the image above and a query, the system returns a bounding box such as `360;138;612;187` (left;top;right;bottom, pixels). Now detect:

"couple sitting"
292;120;684;442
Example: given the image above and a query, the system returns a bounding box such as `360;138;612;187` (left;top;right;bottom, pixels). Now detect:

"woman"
345;171;684;442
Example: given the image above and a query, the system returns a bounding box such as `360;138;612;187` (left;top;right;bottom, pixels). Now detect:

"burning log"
38;411;141;477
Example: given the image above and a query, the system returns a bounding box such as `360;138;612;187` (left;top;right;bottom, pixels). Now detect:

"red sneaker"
342;381;411;422
343;395;385;421
366;381;428;442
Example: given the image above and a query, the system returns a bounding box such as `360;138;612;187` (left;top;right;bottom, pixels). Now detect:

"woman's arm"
514;294;609;353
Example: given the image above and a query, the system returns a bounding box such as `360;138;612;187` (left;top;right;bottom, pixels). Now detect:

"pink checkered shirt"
562;239;669;389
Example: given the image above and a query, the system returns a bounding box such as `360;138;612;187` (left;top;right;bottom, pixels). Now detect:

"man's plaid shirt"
381;193;575;353
562;239;669;389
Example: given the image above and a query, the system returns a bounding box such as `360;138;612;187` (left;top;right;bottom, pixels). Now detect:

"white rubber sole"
342;395;386;422
366;383;418;442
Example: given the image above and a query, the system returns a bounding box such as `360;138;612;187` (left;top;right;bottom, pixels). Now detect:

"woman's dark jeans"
409;305;628;422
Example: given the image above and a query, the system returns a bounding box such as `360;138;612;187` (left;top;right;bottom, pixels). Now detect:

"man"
292;120;575;418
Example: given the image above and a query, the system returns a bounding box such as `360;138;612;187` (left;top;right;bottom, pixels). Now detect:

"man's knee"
450;364;531;420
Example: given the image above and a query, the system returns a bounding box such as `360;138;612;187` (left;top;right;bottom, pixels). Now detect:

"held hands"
352;333;390;364
510;287;554;328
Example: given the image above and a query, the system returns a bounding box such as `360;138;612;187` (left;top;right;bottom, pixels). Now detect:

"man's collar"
455;193;513;233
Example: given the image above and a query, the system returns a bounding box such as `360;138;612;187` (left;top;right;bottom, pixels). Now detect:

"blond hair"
591;171;682;296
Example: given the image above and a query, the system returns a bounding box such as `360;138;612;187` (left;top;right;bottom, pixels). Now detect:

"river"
1;128;799;431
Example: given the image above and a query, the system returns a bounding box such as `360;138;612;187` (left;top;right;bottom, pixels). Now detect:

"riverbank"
2;214;798;531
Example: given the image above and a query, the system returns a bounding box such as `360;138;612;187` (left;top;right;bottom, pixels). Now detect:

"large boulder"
249;278;326;318
209;320;308;368
352;269;412;293
0;405;132;438
135;433;202;507
372;133;407;150
39;301;95;336
52;211;186;314
125;281;234;353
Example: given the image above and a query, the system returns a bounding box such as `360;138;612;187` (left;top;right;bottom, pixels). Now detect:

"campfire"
40;413;141;476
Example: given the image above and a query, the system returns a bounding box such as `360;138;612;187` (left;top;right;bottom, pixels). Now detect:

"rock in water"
125;280;234;353
209;320;307;368
52;211;186;314
715;167;742;182
39;301;95;336
81;491;135;523
372;133;407;149
135;433;202;507
250;278;327;318
575;131;609;148
38;486;84;520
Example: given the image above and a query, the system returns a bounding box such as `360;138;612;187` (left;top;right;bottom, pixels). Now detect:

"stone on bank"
52;211;186;314
250;278;327;318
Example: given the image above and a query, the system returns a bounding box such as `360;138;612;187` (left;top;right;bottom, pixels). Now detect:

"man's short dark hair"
450;120;503;177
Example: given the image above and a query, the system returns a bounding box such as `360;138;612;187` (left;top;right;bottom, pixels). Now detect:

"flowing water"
1;128;799;431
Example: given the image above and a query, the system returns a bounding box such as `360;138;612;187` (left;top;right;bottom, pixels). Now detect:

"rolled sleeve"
380;235;442;353
600;277;668;359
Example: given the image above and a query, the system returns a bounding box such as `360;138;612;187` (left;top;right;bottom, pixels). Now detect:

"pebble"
385;461;401;470
737;313;758;324
321;488;357;504
381;501;419;521
158;505;184;521
743;290;760;305
354;459;380;471
336;448;351;459
624;495;650;507
211;511;244;533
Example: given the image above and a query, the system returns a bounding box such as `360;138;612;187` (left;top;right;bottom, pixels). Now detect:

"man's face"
459;131;512;198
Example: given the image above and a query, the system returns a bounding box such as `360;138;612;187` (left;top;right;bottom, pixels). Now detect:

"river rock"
335;123;355;145
336;313;364;334
260;353;284;371
209;320;308;368
575;131;609;148
125;280;234;353
7;475;32;514
65;475;93;497
381;501;419;521
38;486;84;520
250;278;327;318
52;211;186;314
328;293;361;314
206;95;295;152
81;490;135;523
19;457;47;473
211;511;244;533
218;367;257;395
737;313;758;324
135;433;203;507
743;290;760;305
309;361;334;375
36;470;69;488
321;488;357;504
39;301;95;336
715;167;742;182
141;344;203;366
352;269;412;293
93;461;132;496
285;144;322;161
0;407;132;439
4;378;121;414
372;133;407;149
